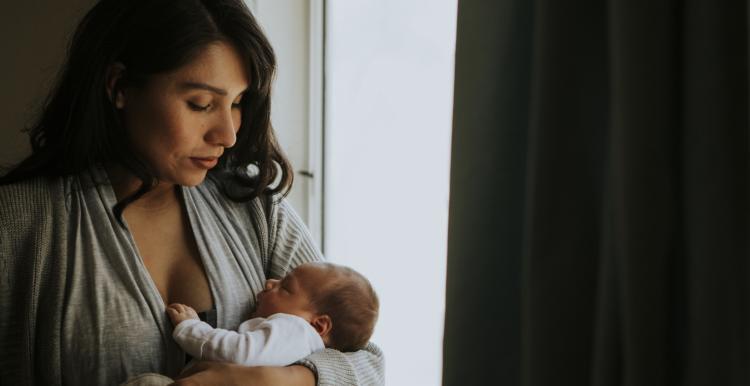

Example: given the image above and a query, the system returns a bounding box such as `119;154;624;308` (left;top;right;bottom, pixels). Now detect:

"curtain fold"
443;1;749;385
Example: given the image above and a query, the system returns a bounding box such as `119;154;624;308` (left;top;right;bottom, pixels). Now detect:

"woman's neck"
106;164;180;213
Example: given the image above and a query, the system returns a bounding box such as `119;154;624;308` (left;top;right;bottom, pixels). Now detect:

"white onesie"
172;313;325;366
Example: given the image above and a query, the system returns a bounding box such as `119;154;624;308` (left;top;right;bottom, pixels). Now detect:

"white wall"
251;0;323;244
325;1;457;385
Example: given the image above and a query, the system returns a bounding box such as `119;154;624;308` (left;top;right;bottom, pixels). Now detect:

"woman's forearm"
172;362;316;386
300;343;385;385
285;365;317;385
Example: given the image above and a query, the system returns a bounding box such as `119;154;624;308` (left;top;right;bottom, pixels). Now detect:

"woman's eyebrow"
179;82;249;98
179;81;228;96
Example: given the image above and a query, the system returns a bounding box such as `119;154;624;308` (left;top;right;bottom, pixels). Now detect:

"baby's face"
253;264;327;320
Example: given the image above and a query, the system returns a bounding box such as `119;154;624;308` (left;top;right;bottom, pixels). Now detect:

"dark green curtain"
443;0;749;385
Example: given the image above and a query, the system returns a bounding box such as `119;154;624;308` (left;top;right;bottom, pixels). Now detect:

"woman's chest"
131;218;213;311
59;222;262;384
60;253;180;384
56;175;270;383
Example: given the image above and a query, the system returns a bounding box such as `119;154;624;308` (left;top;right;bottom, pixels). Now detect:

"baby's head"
254;262;379;352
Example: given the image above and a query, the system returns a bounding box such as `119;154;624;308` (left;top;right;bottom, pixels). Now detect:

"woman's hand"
169;361;316;386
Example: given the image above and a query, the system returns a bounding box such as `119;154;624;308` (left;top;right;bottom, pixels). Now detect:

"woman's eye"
188;102;210;111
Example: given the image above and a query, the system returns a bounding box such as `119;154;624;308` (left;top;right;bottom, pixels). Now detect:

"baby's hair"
305;263;379;352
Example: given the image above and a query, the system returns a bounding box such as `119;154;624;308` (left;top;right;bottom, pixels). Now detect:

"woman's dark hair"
0;0;292;215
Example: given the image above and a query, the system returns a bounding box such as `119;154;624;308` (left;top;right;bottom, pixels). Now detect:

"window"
254;1;457;384
250;0;324;245
325;2;457;385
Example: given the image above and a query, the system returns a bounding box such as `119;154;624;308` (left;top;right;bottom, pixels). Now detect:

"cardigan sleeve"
263;197;386;386
0;177;67;386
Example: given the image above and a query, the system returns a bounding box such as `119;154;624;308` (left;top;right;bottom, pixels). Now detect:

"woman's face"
117;42;249;187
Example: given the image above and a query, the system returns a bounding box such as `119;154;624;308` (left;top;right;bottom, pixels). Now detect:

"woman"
0;0;383;385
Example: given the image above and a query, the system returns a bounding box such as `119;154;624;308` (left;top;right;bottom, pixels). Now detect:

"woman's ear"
310;315;332;339
105;62;127;108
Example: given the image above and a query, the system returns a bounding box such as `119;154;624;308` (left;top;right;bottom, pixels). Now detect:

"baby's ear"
310;315;332;338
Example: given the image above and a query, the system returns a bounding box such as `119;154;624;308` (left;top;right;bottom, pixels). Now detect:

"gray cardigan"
0;167;384;385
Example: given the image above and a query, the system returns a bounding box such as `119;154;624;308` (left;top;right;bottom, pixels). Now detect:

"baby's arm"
171;320;270;366
166;303;268;365
169;313;322;367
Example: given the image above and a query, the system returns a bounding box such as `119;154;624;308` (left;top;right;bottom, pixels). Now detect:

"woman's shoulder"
0;174;64;199
0;175;66;222
190;177;298;249
193;175;286;220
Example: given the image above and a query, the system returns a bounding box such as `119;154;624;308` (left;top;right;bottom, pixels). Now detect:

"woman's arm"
171;362;315;386
297;343;385;386
262;198;386;386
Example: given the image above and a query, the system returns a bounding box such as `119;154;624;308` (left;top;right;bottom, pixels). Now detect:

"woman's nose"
206;107;238;148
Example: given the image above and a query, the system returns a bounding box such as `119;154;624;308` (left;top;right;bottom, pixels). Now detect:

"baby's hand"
166;303;200;326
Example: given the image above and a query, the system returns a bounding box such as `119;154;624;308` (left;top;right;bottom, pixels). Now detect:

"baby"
166;262;379;367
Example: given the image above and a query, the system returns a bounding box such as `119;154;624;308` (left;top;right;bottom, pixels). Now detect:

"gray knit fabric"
0;166;384;385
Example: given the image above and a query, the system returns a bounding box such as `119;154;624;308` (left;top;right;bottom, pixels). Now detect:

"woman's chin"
176;171;209;187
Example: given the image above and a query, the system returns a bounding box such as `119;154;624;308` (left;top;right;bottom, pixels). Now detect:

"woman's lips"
190;157;218;169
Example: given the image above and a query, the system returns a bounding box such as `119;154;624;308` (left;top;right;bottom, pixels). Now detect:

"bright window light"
324;1;457;385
